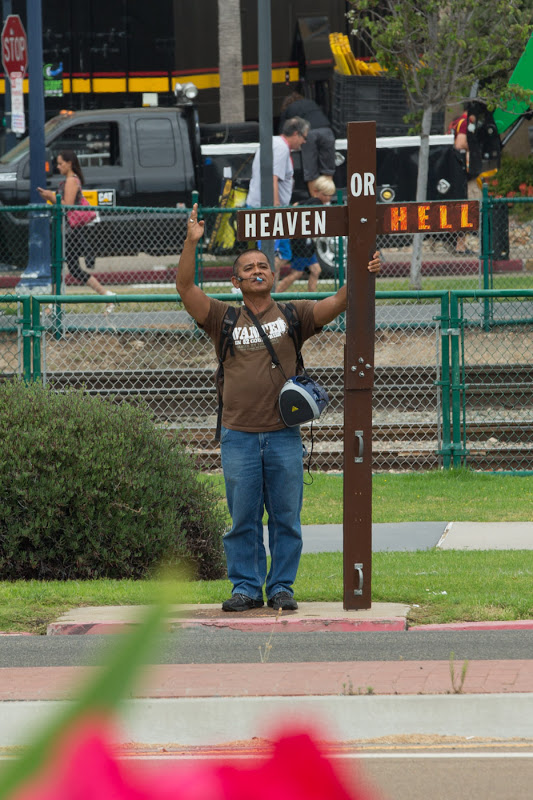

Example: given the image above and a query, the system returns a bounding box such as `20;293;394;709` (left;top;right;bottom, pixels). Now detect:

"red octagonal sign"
1;14;27;77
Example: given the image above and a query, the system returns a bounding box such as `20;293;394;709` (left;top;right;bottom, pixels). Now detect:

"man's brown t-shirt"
201;298;321;432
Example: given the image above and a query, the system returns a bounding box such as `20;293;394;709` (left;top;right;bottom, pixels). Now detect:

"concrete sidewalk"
45;603;533;636
3;659;533;746
302;520;533;553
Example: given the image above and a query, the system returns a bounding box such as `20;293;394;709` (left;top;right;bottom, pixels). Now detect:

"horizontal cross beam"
236;200;479;241
237;206;346;240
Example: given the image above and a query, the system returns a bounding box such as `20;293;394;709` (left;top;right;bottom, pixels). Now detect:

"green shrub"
0;380;226;581
488;154;533;198
488;154;533;220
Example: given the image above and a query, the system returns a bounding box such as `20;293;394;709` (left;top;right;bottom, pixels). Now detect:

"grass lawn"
2;549;532;634
307;469;533;524
2;470;532;633
207;468;533;525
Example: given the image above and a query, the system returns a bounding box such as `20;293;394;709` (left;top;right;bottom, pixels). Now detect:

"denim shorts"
291;255;318;272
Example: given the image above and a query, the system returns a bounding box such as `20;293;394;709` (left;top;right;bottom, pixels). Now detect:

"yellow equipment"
329;33;384;77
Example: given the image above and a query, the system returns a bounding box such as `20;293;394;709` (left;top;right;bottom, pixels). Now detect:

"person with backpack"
176;204;380;612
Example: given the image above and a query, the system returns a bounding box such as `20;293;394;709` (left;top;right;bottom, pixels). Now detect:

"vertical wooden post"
343;121;377;610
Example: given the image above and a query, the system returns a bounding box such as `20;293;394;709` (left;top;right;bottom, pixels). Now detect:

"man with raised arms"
176;204;380;612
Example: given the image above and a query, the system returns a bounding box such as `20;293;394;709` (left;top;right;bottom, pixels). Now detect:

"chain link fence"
0;207;50;274
0;205;190;296
2;290;533;473
197;195;532;294
196;205;487;293
0;193;532;474
374;292;445;471
451;290;533;472
0;196;530;297
0;292;446;473
378;229;481;285
482;193;533;291
59;205;189;290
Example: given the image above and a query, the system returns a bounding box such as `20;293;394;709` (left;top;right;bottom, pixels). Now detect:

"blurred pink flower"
12;718;378;800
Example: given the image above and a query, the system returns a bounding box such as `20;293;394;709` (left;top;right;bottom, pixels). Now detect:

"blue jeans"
220;426;304;601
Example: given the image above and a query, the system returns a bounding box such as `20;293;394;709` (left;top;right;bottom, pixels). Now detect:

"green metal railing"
0;294;32;381
479;190;533;314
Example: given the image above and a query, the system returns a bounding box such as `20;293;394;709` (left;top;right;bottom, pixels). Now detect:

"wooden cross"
236;121;479;610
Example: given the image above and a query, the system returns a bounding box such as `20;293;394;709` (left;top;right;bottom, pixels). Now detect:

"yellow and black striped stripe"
1;65;301;95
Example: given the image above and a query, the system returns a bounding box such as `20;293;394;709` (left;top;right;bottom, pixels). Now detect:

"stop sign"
1;14;27;77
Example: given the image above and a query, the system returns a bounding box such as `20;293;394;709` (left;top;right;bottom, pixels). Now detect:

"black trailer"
3;0;348;124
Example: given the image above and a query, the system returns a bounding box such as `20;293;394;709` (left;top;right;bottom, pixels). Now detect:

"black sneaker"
222;593;264;612
267;591;298;611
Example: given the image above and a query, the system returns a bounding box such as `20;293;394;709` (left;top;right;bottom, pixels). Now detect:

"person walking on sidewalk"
176;204;380;612
38;150;115;311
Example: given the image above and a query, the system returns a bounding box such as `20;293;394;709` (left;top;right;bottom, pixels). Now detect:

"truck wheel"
315;236;344;279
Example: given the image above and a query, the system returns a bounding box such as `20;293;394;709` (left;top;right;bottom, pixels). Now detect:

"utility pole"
17;0;52;295
257;0;274;267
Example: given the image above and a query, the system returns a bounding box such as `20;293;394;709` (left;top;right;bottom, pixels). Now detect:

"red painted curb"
177;618;407;633
409;620;533;631
46;617;407;635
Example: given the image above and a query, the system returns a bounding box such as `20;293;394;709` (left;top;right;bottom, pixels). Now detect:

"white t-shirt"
246;136;294;207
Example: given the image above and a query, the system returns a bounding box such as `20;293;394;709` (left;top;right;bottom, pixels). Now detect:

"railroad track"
5;364;531;471
176;422;533;472
39;363;533;415
41;365;443;415
38;363;533;392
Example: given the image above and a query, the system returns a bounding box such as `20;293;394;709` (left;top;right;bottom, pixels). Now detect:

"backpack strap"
278;301;304;374
214;306;240;442
247;302;305;377
247;307;284;373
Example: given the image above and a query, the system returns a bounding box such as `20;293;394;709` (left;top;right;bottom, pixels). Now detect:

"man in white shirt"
246;117;310;284
246;116;310;208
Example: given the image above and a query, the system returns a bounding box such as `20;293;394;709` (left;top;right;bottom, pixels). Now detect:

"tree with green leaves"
348;0;532;287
